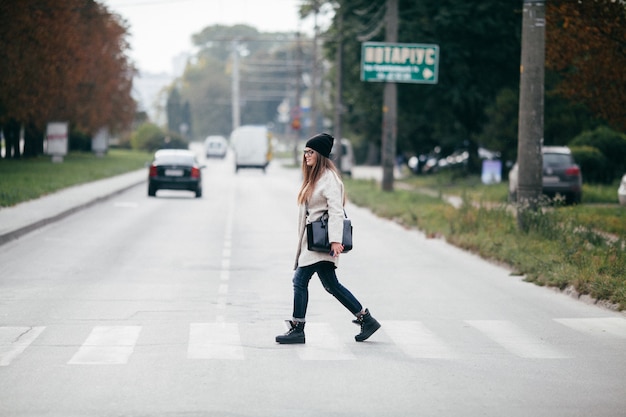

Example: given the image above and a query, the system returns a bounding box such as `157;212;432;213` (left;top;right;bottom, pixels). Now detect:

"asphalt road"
0;149;625;417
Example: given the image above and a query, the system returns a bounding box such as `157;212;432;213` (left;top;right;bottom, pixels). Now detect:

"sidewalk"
0;169;146;246
352;165;463;208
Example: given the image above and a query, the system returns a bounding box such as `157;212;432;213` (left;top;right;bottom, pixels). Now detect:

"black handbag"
306;210;353;253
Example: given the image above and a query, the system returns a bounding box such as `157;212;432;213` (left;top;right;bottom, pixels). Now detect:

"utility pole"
293;32;303;166
516;0;545;230
381;0;398;191
309;5;320;137
333;6;344;172
231;39;241;131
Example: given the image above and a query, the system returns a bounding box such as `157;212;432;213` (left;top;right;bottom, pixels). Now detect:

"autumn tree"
546;0;626;132
0;0;136;158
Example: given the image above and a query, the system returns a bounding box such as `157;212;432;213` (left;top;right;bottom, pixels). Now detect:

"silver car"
509;146;583;204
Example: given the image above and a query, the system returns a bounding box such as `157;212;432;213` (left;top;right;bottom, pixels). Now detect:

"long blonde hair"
297;152;344;206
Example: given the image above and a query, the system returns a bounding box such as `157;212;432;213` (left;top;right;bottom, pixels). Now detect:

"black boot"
276;320;305;344
353;309;381;342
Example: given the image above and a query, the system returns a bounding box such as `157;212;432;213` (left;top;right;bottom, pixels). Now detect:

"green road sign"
361;42;439;84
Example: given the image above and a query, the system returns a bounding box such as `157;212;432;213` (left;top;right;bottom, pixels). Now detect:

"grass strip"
345;178;626;310
0;149;152;207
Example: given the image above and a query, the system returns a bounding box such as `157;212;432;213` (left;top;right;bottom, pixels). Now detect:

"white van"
230;125;272;172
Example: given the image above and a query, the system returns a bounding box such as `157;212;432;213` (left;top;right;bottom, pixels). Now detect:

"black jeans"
291;261;362;322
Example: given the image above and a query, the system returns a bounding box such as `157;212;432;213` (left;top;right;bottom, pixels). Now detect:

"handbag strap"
305;202;348;219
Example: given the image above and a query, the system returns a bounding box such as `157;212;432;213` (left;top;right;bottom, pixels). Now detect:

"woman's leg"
315;262;363;315
291;265;316;322
316;262;381;342
276;266;316;344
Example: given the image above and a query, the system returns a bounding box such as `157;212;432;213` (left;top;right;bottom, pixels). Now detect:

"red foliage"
546;0;626;131
0;0;137;135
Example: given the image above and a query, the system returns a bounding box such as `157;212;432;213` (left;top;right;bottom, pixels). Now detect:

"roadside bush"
569;126;626;183
130;123;162;151
130;123;188;152
570;145;607;184
113;131;133;149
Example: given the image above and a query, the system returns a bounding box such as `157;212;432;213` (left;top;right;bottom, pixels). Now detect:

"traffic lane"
1;158;625;416
0;160;237;413
0;155;297;413
0;189;220;321
0;148;250;327
216;163;625;414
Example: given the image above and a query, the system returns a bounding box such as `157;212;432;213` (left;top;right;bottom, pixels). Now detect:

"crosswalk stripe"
68;326;141;365
466;320;569;359
188;323;244;360
5;317;625;366
296;323;356;360
0;326;46;366
382;321;456;359
554;317;626;338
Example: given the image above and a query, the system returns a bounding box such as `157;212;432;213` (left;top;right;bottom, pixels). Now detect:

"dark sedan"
148;149;204;198
509;146;582;204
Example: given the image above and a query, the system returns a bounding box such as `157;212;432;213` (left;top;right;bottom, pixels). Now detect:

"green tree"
569;126;626;184
474;76;600;169
322;0;624;172
180;54;232;138
166;87;192;139
322;0;522;166
472;88;519;167
184;24;262;139
176;24;312;140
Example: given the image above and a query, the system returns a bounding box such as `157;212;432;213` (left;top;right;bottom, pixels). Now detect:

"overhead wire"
355;2;387;42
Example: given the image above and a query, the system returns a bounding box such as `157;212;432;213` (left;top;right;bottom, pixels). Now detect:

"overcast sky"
100;0;330;74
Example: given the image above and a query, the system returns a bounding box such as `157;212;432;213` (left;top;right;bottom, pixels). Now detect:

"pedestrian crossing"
466;320;570;359
67;326;142;365
1;318;624;366
0;326;45;366
188;323;245;360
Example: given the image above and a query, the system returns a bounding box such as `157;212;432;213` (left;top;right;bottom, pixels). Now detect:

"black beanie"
305;133;334;158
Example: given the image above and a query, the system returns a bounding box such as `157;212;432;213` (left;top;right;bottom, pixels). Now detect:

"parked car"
618;174;626;205
330;138;355;177
509;146;582;204
204;135;228;158
148;149;204;198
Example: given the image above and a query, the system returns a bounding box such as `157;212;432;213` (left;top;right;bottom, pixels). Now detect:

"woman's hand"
330;242;344;257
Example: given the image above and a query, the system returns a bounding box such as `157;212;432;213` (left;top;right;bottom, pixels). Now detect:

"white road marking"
221;259;230;270
296;323;356;360
0;326;46;366
466;320;569;359
188;323;244;360
68;326;141;365
382;321;456;359
8;318;622;366
554;317;626;339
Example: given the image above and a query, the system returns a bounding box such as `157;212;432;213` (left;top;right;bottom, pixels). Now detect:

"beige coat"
294;169;345;269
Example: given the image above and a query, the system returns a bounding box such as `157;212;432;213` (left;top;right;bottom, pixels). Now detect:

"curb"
0;171;146;247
